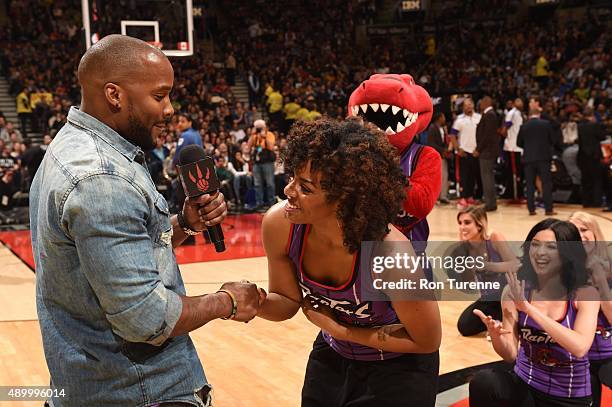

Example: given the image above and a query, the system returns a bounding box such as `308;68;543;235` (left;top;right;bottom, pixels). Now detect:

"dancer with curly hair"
257;118;441;406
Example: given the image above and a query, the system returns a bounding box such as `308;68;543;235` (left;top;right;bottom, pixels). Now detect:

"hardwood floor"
0;203;609;406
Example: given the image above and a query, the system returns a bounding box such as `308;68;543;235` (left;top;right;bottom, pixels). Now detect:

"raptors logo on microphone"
188;163;211;193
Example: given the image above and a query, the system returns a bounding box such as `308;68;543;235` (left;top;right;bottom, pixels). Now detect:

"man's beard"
127;103;154;150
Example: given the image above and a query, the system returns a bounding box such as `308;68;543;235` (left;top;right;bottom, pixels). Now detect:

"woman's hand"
473;309;512;339
506;272;530;313
376;324;407;342
301;298;347;340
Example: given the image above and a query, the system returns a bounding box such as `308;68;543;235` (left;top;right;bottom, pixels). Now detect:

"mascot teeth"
349;102;420;132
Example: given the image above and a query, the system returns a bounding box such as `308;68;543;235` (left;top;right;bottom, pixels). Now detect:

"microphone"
177;145;225;252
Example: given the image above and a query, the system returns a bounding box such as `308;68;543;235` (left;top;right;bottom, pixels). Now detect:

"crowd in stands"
0;0;610;219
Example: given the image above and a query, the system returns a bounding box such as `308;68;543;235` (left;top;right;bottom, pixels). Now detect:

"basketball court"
0;2;609;406
0;203;610;406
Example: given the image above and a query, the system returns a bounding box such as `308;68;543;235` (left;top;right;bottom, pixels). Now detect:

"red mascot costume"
348;74;441;263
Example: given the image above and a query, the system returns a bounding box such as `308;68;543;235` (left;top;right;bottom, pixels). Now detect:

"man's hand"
182;192;227;232
458;149;467;157
219;281;267;322
472;150;480;158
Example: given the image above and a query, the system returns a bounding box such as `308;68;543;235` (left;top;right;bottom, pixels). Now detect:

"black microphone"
177;145;225;252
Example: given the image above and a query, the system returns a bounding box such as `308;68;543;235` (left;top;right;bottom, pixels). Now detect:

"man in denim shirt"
30;35;265;407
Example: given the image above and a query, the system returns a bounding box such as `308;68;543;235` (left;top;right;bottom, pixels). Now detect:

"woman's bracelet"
217;289;238;320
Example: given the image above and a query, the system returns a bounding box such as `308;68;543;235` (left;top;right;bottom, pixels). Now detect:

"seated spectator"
273;145;287;200
0;121;22;145
229;150;254;209
147;134;170;185
0;169;17;210
20;137;46;190
0;117;5;140
214;155;236;206
229;120;247;144
0;146;17;171
48;111;66;137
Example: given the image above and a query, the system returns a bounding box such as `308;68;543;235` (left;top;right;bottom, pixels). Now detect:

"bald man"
30;35;264;407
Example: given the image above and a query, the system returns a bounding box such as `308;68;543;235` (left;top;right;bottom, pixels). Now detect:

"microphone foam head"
179;145;207;165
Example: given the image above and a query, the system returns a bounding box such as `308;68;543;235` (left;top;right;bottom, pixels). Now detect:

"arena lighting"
402;0;422;11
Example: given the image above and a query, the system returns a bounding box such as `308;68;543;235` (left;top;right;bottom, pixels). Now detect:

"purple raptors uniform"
287;223;403;361
589;311;612;360
395;142;431;280
589;278;612;361
514;292;591;398
394;142;429;245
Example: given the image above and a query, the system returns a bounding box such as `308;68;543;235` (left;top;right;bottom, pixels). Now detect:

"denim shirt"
30;107;209;406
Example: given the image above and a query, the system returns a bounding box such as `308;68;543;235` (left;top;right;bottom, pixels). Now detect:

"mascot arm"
403;146;441;219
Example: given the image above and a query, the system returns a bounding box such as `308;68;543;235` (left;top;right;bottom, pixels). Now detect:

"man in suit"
517;108;562;215
577;107;606;208
474;96;499;211
427;112;450;204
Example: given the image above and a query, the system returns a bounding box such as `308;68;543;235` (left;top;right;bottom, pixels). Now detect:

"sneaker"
457;198;468;209
439;198;450;205
545;211;558;216
466;197;477;205
486;334;492;342
529;211;537;216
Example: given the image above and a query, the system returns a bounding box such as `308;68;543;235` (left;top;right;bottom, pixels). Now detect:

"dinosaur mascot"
348;74;441;272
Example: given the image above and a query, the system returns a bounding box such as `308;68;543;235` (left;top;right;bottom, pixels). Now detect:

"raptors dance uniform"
470;292;592;407
287;223;439;406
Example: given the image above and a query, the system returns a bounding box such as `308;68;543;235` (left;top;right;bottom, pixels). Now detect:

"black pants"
470;368;592;407
524;160;553;213
479;157;497;210
457;298;502;337
460;153;481;199
302;332;439;407
578;158;605;207
590;358;612;407
503;151;524;199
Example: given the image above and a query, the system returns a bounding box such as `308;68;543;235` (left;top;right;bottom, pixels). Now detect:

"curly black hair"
283;118;406;253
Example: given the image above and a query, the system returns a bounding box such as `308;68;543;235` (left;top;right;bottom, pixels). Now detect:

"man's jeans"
253;162;275;206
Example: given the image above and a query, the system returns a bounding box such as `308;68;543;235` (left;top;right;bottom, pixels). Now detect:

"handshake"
217;281;267;323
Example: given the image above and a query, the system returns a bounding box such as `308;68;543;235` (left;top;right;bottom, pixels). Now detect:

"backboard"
81;0;194;57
